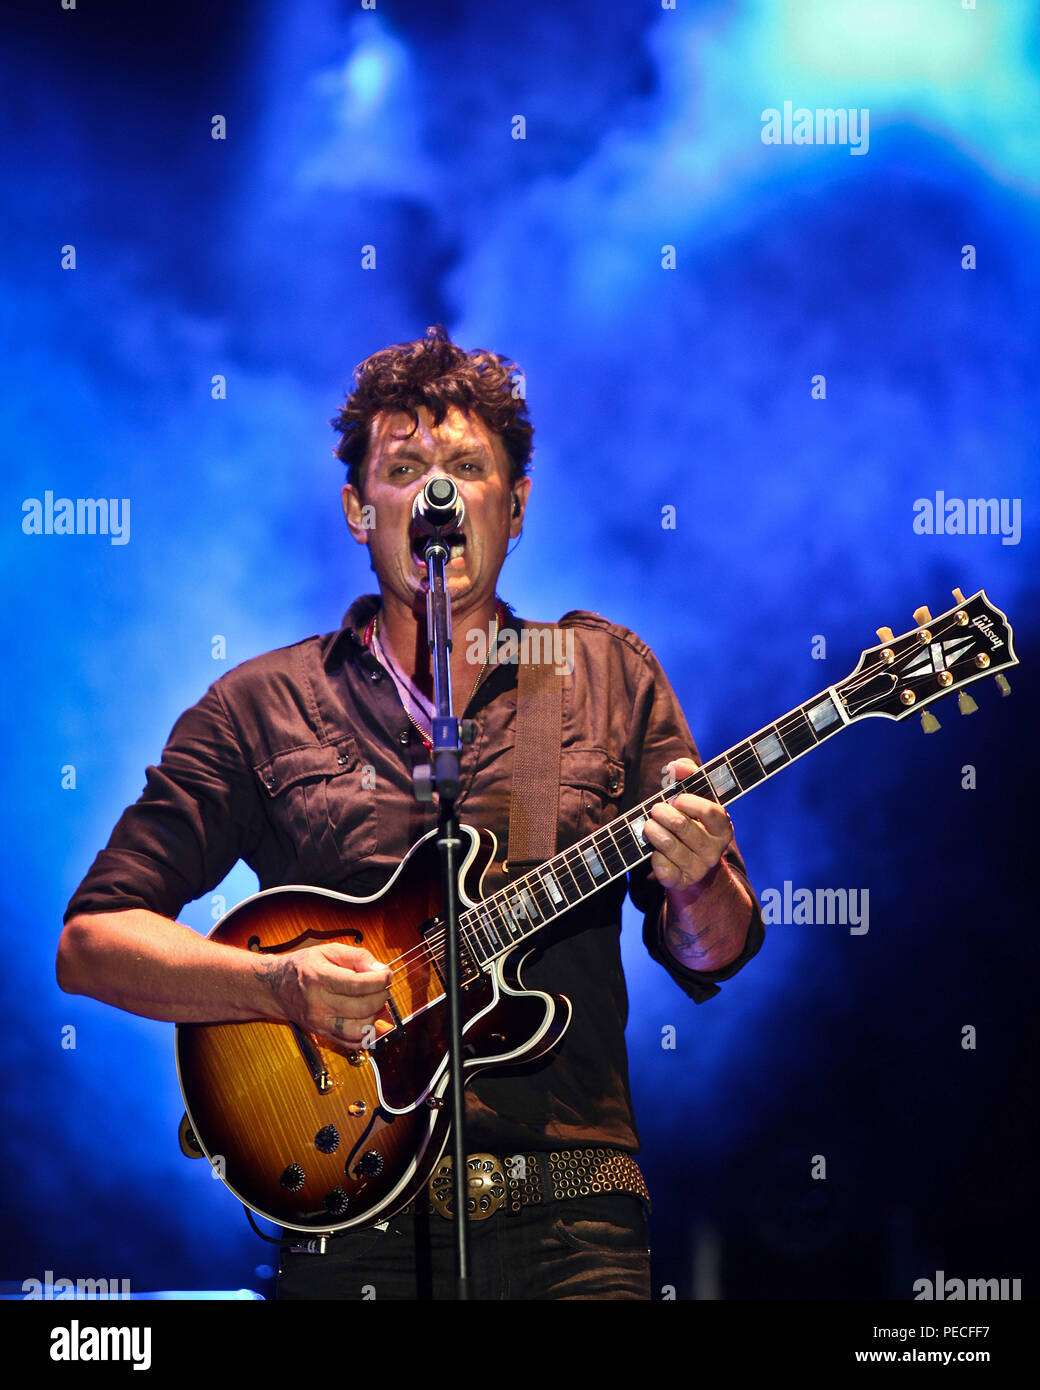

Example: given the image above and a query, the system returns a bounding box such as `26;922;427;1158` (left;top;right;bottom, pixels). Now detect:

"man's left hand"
642;757;753;972
642;757;732;898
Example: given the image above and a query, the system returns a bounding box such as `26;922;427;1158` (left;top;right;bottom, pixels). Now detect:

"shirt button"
265;775;276;790
369;668;382;682
397;729;410;745
337;752;348;766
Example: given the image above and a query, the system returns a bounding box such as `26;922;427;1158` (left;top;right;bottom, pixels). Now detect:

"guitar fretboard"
449;686;848;972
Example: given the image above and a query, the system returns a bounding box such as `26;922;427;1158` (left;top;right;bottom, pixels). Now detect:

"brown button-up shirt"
66;595;764;1154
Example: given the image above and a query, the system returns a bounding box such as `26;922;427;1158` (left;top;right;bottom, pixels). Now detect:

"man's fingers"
648;805;717;853
651;795;731;846
671;795;730;834
644;801;729;890
645;825;711;884
321;941;391;977
327;965;391;991
319;944;391;993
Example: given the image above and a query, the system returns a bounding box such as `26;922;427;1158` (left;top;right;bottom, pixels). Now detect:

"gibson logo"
971;615;1004;650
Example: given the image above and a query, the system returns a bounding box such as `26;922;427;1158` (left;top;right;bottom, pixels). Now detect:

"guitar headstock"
835;588;1018;727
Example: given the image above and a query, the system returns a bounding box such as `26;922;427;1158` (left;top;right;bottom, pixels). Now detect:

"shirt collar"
322;594;381;671
321;594;519;672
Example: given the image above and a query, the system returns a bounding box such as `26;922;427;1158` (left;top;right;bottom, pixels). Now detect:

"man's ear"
342;483;373;544
509;476;532;538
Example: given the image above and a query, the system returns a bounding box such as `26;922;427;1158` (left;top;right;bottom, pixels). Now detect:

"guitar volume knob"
324;1187;350;1216
356;1150;384;1178
315;1125;340;1153
280;1163;306;1193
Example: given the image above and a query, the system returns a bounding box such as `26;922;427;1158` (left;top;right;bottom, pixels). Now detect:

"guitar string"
377;611;983;1014
375;611;985;1017
406;606;973;961
379;641;979;1020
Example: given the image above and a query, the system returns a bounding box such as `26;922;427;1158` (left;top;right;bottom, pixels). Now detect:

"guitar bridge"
385;992;403;1031
291;1024;331;1094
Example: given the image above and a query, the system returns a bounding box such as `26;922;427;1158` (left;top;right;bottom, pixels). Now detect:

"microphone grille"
427;477;456;506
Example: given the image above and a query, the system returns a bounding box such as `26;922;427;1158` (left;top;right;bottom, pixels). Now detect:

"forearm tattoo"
253;958;296;999
666;922;714;961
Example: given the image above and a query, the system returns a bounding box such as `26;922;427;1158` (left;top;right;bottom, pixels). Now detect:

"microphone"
411;476;465;537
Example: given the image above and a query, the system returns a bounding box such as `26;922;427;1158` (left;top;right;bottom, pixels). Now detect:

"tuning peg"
913;606;933;626
876;626;895;643
957;691;978;716
995;674;1011;697
920;710;941;733
952;587;966;604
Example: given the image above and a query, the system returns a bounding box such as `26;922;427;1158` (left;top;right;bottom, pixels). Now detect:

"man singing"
58;325;763;1299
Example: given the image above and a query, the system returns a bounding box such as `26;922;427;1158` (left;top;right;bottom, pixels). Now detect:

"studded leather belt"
403;1147;651;1222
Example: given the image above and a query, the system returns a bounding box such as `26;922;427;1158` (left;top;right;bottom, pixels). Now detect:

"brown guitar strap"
506;622;565;875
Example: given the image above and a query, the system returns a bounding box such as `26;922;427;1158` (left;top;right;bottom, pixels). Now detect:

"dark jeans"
277;1192;650;1300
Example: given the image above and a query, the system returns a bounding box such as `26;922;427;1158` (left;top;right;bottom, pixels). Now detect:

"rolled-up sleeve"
64;681;262;923
633;849;765;1003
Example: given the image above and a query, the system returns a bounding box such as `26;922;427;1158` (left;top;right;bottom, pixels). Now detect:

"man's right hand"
56;909;394;1039
256;941;393;1046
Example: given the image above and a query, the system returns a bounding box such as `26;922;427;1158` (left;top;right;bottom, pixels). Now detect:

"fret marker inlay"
807;697;839;732
708;763;737;797
541;870;563;904
753;733;785;765
582;844;606;878
520;887;539;919
478;907;502;948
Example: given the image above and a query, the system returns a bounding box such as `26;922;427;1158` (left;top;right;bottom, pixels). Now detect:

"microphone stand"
413;527;473;1301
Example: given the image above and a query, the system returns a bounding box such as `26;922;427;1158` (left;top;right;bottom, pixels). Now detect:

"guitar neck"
460;685;850;966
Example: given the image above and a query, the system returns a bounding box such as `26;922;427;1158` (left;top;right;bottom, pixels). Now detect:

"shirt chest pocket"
557;747;626;849
253;737;378;880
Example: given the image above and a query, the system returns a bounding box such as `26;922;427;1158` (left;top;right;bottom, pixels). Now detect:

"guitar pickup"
419;916;479;990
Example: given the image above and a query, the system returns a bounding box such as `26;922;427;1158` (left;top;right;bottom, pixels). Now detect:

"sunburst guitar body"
176;825;571;1232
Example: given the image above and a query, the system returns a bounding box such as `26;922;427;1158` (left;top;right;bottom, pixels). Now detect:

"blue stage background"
3;0;1037;1299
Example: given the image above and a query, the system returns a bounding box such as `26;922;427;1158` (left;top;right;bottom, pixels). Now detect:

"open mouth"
411;529;466;564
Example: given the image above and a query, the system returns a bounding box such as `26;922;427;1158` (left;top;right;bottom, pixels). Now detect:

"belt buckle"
429;1153;508;1221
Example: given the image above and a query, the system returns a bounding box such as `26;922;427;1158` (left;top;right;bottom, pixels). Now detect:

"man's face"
342;404;529;617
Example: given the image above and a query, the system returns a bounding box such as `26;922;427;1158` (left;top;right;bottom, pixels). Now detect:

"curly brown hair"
331;325;533;491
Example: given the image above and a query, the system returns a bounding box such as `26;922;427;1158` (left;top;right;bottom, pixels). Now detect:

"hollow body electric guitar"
176;589;1017;1231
